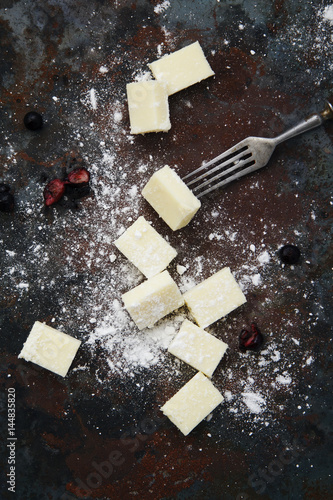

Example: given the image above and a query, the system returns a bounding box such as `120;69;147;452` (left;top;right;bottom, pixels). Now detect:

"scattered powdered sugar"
154;0;171;15
276;5;333;86
241;391;266;414
89;88;98;110
251;273;261;286
176;264;187;275
275;374;292;386
305;356;314;366
271;350;281;362
322;4;333;23
86;301;186;376
257;250;270;265
5;6;328;430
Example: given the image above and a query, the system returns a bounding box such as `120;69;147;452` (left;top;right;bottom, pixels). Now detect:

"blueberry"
65;183;91;200
278;244;301;265
23;111;43;130
0;190;14;212
0;183;10;193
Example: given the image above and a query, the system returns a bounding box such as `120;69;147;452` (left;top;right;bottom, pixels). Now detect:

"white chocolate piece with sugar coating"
148;41;215;96
114;216;177;278
122;270;184;330
184;267;246;328
168;319;228;377
161;371;223;435
126;80;171;134
142;165;201;231
18;321;81;377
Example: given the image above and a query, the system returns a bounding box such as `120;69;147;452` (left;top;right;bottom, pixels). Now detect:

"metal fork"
183;101;333;198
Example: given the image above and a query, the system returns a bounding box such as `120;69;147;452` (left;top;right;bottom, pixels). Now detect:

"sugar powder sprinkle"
3;2;330;429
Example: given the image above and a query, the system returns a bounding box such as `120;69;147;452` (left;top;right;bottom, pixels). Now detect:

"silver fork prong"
186;146;251;187
192;155;255;197
195;161;260;198
183;138;250;182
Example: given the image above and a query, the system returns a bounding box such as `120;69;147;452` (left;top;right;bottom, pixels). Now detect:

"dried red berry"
43;179;65;206
66;167;90;185
239;323;264;351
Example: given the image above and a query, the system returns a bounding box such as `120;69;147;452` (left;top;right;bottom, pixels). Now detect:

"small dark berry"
66;167;90;185
24;111;43;130
65;183;91;200
239;323;264;351
0;191;14;212
43;179;65;206
39;172;49;183
278;244;301;265
0;183;11;193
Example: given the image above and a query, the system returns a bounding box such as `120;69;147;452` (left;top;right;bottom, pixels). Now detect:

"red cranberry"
278;244;301;265
43;167;91;206
43;179;65;206
66;167;90;185
239;323;264;351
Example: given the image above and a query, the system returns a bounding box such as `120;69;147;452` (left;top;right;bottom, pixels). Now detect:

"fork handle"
273;101;333;146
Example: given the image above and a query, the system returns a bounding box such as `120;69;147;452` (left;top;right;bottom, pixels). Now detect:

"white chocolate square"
114;216;177;278
126;80;171;134
142;165;201;231
168;319;228;377
148;41;215;96
122;270;184;330
18;321;81;377
161;371;223;435
183;267;246;328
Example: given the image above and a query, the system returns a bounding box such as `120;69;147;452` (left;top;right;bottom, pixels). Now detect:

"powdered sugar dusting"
241;391;266;414
322;4;333;23
154;1;171;15
2;3;330;435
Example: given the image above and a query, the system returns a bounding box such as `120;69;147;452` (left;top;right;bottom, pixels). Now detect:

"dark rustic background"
1;1;332;499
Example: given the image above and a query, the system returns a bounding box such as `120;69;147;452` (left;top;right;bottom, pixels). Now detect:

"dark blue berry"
24;111;43;130
0;188;14;212
278;244;301;265
0;183;10;193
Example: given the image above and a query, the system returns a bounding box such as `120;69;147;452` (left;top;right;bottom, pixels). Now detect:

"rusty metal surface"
0;1;332;499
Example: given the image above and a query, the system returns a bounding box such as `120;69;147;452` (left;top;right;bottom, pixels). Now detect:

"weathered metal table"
1;1;332;499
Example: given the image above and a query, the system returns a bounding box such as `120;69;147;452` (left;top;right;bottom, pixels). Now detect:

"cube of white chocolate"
142;165;201;231
126;80;171;134
183;267;246;328
114;216;177;278
168;319;228;377
122;270;184;330
18;321;81;377
161;371;223;435
148;41;215;96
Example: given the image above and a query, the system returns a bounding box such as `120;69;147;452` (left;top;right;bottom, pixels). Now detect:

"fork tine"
186;146;251;187
183;138;249;182
193;159;258;198
192;155;256;197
